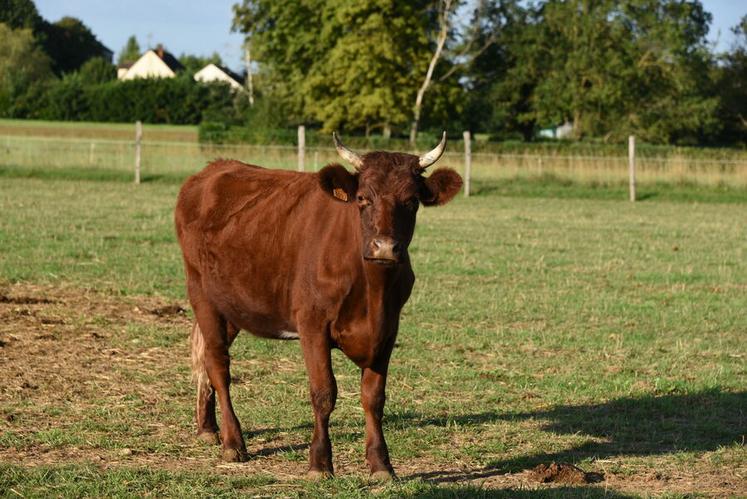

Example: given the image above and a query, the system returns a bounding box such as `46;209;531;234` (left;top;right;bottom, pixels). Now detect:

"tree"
409;0;454;144
713;15;747;145
41;16;112;74
118;35;140;65
442;0;531;138
179;52;223;75
0;0;43;31
233;0;438;135
0;23;55;117
483;0;719;144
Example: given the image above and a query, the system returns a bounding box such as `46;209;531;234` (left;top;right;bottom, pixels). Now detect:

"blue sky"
35;0;746;73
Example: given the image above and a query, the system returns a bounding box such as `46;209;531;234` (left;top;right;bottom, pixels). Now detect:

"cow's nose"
368;238;401;262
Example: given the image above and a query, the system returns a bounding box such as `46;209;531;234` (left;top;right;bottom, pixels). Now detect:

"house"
194;63;244;91
118;45;184;80
538;121;574;139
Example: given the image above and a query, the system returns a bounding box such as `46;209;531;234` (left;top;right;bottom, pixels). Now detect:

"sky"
35;0;746;73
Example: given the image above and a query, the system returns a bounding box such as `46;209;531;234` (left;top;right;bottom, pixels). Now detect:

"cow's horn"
418;131;447;169
332;132;363;169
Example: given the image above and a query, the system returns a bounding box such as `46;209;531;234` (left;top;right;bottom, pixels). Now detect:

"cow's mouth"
364;257;398;266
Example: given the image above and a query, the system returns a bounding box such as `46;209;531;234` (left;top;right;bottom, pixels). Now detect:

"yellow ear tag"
333;188;348;201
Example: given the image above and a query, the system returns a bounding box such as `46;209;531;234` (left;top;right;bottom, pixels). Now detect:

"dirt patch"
0;283;190;403
149;304;187;317
0;293;55;305
529;462;604;484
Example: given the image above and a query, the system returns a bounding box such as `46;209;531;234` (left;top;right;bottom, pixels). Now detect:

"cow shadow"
392;389;746;484
398;486;635;498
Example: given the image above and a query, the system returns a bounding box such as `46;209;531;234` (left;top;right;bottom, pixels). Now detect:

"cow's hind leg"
192;304;246;462
192;321;241;446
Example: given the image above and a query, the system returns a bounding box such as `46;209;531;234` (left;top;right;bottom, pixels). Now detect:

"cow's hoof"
307;470;333;480
221;448;247;462
197;431;220;445
370;470;395;482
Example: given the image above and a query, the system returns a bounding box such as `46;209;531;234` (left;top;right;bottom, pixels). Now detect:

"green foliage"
1;0;744;147
713;15;747;146
40;16;112;75
42;73;89;120
0;23;55;118
233;0;439;134
179;52;223;75
118;35;141;65
0;0;43;31
481;0;720;145
78;56;116;84
11;76;240;124
495;0;718;143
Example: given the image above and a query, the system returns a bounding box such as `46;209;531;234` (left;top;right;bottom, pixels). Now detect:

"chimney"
156;44;164;59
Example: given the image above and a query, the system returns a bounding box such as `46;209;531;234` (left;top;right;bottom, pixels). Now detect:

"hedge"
4;76;245;125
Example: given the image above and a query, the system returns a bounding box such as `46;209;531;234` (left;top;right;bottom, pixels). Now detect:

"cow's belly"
224;305;299;340
203;276;298;340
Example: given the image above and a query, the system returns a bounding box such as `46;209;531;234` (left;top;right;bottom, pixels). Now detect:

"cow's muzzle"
365;238;401;265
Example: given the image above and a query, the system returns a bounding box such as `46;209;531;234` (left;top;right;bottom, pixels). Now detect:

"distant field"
0;118;198;142
0;175;744;497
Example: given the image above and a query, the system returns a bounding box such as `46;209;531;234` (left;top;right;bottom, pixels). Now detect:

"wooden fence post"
298;125;305;172
134;121;142;184
628;135;636;202
463;131;471;197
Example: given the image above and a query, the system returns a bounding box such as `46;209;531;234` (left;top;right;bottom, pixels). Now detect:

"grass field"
0;165;745;497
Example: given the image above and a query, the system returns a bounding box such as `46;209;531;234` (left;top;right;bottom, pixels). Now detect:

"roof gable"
118;46;183;80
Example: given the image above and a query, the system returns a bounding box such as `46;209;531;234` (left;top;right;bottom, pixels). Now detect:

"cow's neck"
361;262;399;353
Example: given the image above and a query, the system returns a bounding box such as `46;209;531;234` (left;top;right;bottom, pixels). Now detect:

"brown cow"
174;133;462;480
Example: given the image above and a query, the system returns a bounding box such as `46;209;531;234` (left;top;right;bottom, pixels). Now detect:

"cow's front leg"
361;364;394;480
299;332;337;478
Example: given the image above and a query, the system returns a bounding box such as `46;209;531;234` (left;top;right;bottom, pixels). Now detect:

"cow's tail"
190;322;211;394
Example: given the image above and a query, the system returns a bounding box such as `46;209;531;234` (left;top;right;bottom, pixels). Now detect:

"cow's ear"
319;164;358;202
420;168;463;206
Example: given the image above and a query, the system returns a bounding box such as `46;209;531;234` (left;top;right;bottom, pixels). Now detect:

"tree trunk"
410;0;452;146
244;40;254;106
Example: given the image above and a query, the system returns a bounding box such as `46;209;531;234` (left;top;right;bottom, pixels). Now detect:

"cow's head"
319;132;462;266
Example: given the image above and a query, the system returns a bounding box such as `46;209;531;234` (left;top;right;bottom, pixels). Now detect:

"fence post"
298;125;305;172
463;130;471;197
628;135;636;202
134;121;142;184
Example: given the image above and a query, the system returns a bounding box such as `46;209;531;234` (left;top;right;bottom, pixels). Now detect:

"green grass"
2;164;746;206
0;465;638;498
0;175;745;496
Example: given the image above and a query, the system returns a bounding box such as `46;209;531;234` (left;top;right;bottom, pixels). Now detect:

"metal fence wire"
2;134;746;190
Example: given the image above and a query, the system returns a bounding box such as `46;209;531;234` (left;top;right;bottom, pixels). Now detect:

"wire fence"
2;134;747;189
